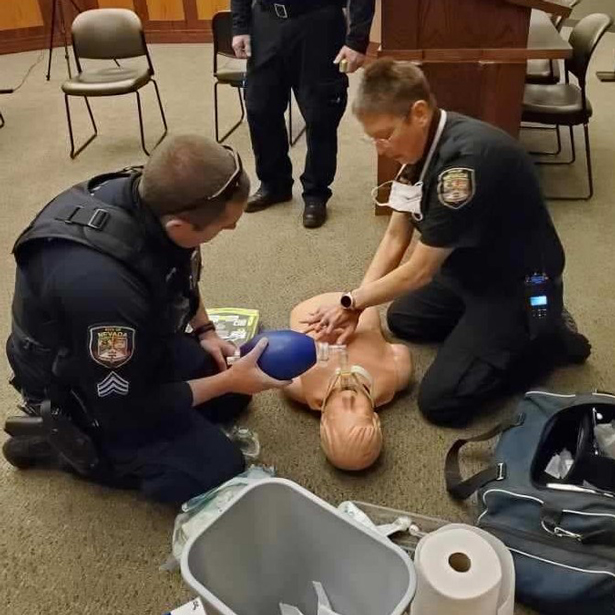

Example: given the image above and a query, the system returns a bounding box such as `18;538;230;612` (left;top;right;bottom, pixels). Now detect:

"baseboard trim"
0;27;213;55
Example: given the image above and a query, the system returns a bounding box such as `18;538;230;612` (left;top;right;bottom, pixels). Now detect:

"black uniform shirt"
13;176;197;441
231;0;376;54
406;112;565;293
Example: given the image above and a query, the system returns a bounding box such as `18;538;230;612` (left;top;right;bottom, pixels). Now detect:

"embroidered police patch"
89;326;135;369
97;371;130;397
437;167;475;209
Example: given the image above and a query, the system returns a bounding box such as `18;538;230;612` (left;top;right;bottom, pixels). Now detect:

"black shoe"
550;307;592;365
246;186;293;213
302;200;327;229
3;436;57;469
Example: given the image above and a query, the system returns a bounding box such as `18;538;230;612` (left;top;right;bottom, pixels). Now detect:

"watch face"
341;294;352;308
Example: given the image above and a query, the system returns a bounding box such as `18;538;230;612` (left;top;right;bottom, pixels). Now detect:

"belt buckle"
273;3;288;18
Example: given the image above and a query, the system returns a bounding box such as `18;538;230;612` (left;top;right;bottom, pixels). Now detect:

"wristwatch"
340;292;356;311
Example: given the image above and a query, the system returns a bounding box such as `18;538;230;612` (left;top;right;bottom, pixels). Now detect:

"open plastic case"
349;501;449;556
531;402;615;493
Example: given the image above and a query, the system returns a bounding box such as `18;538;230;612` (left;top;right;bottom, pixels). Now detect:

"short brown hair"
353;58;436;118
139;134;250;229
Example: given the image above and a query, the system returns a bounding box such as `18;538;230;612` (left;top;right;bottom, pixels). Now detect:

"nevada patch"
97;371;130;397
89;326;135;369
437;167;475;209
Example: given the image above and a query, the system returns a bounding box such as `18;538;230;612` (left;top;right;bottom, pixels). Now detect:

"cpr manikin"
284;293;413;471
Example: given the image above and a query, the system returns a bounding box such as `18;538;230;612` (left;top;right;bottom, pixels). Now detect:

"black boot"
550;307;592;365
302;199;327;229
246;186;293;213
3;436;57;469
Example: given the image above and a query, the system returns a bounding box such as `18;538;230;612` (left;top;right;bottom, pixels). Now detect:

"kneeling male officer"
305;60;591;427
3;135;288;504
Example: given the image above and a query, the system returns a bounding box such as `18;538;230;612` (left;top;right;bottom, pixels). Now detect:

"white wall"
572;0;615;19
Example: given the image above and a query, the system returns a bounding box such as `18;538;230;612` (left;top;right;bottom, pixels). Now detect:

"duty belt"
258;0;340;19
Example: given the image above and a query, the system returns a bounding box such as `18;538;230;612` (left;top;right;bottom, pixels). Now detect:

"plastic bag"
161;465;275;570
280;582;344;615
222;426;261;461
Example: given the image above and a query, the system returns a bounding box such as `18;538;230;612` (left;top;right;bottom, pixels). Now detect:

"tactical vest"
11;172;201;386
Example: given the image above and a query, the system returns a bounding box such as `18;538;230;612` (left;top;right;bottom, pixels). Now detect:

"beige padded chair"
62;8;168;158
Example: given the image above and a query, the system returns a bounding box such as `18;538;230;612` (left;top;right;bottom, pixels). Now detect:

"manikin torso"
284;293;413;471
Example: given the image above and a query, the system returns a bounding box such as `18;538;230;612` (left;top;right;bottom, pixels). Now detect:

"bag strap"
445;414;524;500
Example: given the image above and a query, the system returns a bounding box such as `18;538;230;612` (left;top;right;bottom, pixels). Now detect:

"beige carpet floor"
1;34;614;614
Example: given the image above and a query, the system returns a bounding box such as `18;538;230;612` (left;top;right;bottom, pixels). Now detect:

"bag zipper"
480;490;615;559
480;520;615;565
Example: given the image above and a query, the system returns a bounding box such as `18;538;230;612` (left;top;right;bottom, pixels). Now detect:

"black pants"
387;276;563;427
245;3;348;202
104;334;250;505
9;333;250;506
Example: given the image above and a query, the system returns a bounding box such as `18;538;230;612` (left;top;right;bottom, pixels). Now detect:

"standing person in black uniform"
3;135;289;504
304;60;591;427
231;0;375;228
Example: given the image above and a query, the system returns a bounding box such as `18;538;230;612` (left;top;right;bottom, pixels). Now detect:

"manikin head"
353;59;437;166
320;370;383;471
139;135;250;248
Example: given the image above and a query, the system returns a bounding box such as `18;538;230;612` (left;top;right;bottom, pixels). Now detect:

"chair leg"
584;124;594;200
288;93;306;147
151;79;168;149
214;81;220;142
526;124;563;157
135;90;148;156
0;110;4;129
238;87;245;123
542;124;594;201
64;94;98;159
214;83;246;144
534;125;577;166
135;81;168;157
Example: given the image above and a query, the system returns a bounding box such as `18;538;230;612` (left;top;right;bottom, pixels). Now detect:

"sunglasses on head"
171;145;243;213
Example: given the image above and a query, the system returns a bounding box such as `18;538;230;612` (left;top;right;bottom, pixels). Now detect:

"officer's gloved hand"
227;338;291;395
232;35;251;59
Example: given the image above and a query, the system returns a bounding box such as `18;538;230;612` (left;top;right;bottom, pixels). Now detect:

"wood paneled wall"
0;0;230;54
0;0;44;31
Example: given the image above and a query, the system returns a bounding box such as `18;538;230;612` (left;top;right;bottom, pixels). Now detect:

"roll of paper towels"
411;524;515;615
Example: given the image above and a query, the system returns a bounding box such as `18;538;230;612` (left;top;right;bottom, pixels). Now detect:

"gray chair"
526;0;582;86
212;10;305;145
522;13;613;200
62;8;168;158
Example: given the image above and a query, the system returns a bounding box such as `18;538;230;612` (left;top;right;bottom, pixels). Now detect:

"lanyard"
396;109;448;185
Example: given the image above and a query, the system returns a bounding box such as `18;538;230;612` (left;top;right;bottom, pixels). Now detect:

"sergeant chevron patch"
97;371;130;397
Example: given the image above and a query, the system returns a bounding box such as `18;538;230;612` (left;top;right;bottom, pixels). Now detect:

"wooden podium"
376;0;573;202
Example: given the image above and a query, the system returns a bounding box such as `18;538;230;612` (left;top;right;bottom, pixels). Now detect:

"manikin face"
320;388;383;471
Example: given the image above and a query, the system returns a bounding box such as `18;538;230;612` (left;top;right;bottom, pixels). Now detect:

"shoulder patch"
437;167;475;209
89;326;135;369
